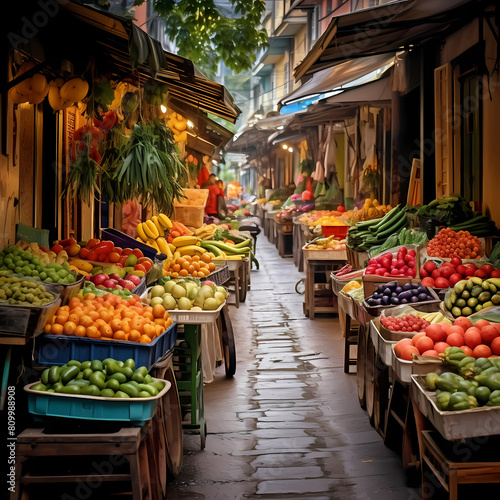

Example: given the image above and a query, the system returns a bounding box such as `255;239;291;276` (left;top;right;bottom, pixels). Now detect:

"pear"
203;297;219;310
162;294;177;310
150;285;165;298
215;286;228;299
214;291;226;306
171;284;187;299
150;296;164;307
177;297;192;310
163;280;176;293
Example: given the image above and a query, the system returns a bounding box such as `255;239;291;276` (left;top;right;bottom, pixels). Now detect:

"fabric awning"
294;0;480;80
10;1;240;124
281;53;394;107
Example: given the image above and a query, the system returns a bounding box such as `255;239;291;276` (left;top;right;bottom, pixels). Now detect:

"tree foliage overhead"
134;0;269;77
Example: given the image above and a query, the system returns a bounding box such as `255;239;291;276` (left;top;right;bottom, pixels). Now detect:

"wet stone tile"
252;465;324;480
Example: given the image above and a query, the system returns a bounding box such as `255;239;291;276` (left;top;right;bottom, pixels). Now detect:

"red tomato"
425;324;447;343
439;265;455;279
450;256;462;267
475;319;491;330
449;273;464;286
460;345;474;357
434;277;450;288
394;339;413;358
421;277;435;287
480;325;499;344
474;269;487;279
434;342;450;353
423;261;437;273
419;268;429;278
491;269;500;278
454;317;473;330
431;269;441;280
422;350;439;358
415;336;435;355
491;337;500;355
447;332;465;347
464;329;482;349
473;344;492;359
50;244;64;255
400;345;419;361
447;325;465;336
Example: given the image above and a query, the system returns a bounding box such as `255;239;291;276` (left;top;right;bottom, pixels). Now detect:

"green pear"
203;297;219;310
150;296;164;307
214;291;226;306
215;286;227;299
151;285;166;298
162;294;177;310
177;297;192;310
171;284;187;299
163;281;175;293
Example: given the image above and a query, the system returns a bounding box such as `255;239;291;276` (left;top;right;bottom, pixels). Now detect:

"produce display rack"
274;217;293;258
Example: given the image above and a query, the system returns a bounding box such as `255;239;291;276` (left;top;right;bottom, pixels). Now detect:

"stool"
12;426;151;500
420;430;500;499
343;313;359;374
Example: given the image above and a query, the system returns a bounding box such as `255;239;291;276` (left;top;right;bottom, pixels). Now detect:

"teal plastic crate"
35;323;177;371
24;378;170;425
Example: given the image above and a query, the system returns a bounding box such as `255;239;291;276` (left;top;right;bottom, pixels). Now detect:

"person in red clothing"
202;174;226;217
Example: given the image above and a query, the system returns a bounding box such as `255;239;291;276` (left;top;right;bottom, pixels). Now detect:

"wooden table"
302;249;347;319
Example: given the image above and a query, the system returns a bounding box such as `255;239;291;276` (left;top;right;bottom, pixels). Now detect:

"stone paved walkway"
167;234;420;499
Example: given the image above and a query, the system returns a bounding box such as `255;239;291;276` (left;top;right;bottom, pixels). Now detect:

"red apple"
92;273;109;286
431;269;441;280
491;269;500;279
449;273;464;286
125;274;142;286
103;279;118;288
450;256;462;267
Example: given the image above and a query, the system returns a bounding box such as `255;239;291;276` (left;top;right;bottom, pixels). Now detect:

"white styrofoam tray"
391;344;413;384
411;374;500;440
337;291;355;318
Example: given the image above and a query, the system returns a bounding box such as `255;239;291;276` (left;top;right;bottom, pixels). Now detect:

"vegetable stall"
327;194;500;492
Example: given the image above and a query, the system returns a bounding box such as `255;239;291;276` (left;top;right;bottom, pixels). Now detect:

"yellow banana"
177;245;207;256
167;243;176;254
172;235;198;247
158;213;173;229
151;216;164;237
144;220;159;239
146;238;160;252
136;223;148;242
162;258;173;272
173;251;181;260
156;237;173;257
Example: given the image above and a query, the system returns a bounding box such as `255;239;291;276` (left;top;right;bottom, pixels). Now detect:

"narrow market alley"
167;234;419;499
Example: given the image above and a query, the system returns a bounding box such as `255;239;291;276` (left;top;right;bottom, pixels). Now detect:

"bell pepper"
448;392;478;411
472;357;494;375
457;379;478;397
486;389;500;406
435;372;463;393
93;240;114;255
475;385;492;404
458;356;476;377
474;366;499;387
490;358;500;370
484;372;500;391
436;390;452;411
425;372;439;391
444;346;468;367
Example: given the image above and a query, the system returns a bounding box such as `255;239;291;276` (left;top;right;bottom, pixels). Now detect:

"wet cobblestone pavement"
167;234;420;499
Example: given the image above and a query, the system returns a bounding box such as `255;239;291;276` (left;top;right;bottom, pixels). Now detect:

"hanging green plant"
62;148;100;206
112;119;187;215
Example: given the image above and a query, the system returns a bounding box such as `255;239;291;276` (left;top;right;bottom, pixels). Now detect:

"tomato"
134;264;147;273
419;268;428;278
87;251;98;261
480;264;493;276
473;344;492;359
491;269;500;278
108;252;121;263
450;256;462;267
423;261;437;273
449;273;463;286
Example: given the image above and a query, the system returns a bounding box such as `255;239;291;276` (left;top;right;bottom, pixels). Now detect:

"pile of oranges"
162;253;216;279
44;293;172;343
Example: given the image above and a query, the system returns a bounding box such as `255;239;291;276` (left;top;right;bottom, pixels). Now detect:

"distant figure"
202;174;227;218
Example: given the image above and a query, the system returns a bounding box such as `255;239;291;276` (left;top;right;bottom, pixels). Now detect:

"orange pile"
44;293;172;343
163;253;216;279
427;228;483;259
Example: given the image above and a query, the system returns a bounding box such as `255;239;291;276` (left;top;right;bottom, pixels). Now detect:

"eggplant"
412;289;420;296
395;286;403;294
384;288;392;296
410;295;419;303
381;296;390;305
391;297;400;305
366;298;377;306
377;284;386;292
387;281;398;288
403;283;412;291
418;293;429;301
391;292;397;297
417;286;427;295
399;290;413;300
412;283;421;289
400;298;408;304
372;292;380;299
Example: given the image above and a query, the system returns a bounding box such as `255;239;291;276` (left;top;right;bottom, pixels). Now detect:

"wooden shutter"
434;63;454;198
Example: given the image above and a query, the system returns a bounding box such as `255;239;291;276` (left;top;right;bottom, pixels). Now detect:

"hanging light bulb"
187;120;194;128
160;104;167;114
282;144;288;150
288;147;293;152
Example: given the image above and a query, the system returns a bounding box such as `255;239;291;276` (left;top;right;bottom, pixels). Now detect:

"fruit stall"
0;3;256;496
327;195;500;495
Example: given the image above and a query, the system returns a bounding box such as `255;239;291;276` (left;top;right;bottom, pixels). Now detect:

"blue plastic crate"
24;378;170;425
35;323;177;371
100;228;158;260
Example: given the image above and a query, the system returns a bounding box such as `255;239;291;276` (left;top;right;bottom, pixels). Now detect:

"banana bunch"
194;223;218;240
170;235;207;257
415;311;450;324
136;214;174;257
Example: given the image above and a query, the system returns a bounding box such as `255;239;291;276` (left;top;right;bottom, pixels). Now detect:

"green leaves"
134;0;268;77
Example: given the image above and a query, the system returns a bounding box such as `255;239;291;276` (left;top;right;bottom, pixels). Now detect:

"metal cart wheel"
220;304;236;378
